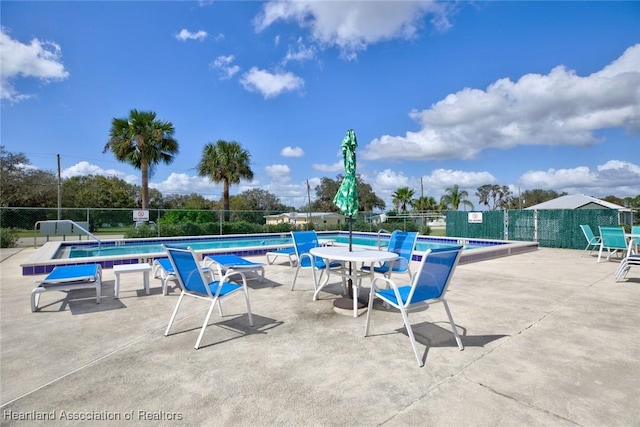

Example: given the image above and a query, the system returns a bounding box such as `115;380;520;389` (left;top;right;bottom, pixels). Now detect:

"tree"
391;187;415;213
229;189;293;223
519;189;567;208
413;196;438;212
103;109;178;209
62;175;135;208
476;184;513;210
441;184;474;211
196;140;254;222
602;195;625;206
310;175;385;213
162;193;214;210
0;146;57;207
236;188;292;212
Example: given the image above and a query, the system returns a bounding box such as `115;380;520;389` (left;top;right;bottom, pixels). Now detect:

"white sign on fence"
468;212;483;224
133;210;149;221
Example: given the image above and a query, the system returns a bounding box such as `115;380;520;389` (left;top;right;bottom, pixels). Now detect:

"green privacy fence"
0;206;630;249
446;209;623;249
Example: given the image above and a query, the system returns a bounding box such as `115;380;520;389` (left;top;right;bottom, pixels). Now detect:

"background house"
264;212;346;229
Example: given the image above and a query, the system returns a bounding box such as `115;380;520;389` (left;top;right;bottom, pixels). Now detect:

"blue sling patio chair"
579;225;601;258
615;238;640;282
360;230;418;280
597;226;630;263
364;246;465;367
163;245;253;349
290;231;343;298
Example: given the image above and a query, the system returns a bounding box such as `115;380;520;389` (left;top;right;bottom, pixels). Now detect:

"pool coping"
20;232;538;275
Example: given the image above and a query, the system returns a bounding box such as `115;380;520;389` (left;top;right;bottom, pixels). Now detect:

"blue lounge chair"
361;230;418;280
364;246;464;367
31;264;102;312
163;245;253;349
579;225;601;257
203;254;265;283
152;258;178;295
290;231;342;297
265;247;297;267
598;226;630;263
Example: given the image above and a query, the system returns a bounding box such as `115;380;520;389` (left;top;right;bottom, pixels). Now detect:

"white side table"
113;263;152;298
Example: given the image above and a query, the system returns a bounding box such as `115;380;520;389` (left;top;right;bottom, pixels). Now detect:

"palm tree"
440;184;474;211
104;109;178;209
196;140;254;221
413;196;437;212
392;187;415;213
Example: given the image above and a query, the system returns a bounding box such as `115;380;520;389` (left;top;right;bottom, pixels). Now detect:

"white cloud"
312;161;343;173
254;1;450;60
281;146;304;157
0;27;69;103
175;29;208;42
152;172;219;196
239;67;304;99
361;44;640;162
265;164;292;184
519;160;640;196
422;169;496;189
282;38;315;65
210;55;241;79
61;161;137;183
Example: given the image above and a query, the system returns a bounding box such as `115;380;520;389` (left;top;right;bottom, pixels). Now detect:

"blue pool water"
24;231;538;276
56;233;482;259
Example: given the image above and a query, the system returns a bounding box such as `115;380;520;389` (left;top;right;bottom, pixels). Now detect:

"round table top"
309;246;399;263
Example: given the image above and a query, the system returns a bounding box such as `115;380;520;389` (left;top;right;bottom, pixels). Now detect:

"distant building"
526;193;633;224
264;212;346;228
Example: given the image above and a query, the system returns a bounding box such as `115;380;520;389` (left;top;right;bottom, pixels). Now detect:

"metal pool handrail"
34;220;102;250
377;228;391;250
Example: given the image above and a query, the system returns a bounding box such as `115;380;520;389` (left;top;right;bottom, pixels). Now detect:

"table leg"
114;273;120;299
143;271;150;294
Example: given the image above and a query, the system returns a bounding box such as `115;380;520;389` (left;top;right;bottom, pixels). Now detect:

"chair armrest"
221;269;248;285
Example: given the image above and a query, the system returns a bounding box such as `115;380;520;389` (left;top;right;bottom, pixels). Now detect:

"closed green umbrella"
333;129;360;309
333;129;359;250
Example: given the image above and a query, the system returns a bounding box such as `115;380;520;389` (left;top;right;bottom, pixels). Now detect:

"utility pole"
306;179;311;230
57;154;62;220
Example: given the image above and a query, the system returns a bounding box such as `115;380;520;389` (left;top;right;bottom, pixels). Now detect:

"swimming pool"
21;231;539;275
56;233;484;259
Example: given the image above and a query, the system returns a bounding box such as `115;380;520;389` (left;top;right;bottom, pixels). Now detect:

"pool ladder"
376;229;391;250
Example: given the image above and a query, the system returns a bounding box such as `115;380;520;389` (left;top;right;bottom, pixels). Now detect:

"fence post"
504;209;509;240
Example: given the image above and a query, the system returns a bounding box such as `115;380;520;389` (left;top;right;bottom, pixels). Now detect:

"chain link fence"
0;206;634;249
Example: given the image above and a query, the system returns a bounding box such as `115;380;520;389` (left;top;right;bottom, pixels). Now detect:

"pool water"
24;231;538;276
56;233;480;259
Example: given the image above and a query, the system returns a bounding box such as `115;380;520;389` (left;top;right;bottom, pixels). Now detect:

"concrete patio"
1;246;639;426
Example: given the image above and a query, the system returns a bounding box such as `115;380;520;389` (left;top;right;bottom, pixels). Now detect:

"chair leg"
291;265;301;291
31;289;41;312
312;269;332;301
243;286;254;326
398;306;424;367
95;282;101;304
364;288;375;337
194;299;217;349
165;292;185;336
442;300;464;350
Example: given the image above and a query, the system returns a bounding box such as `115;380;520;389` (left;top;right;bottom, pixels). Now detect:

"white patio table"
309;246;398;317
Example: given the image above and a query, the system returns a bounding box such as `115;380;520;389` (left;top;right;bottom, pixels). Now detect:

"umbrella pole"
334;215;365;314
348;215;353;298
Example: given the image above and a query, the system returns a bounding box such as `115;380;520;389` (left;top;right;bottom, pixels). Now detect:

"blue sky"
2;1;639;211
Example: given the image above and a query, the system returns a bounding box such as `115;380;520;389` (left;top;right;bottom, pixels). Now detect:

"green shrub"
1;228;20;248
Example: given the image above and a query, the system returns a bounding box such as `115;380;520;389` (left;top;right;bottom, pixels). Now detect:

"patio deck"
1;246;638;426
